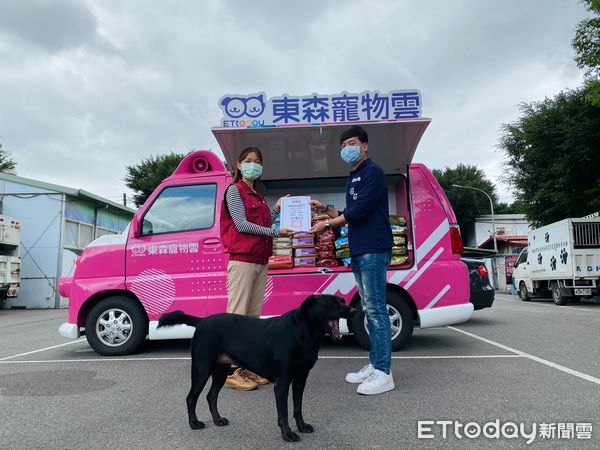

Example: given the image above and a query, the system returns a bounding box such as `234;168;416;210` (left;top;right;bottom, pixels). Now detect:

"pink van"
59;120;473;356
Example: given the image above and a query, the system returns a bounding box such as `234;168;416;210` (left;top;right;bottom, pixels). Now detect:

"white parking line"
0;339;86;362
496;296;600;313
448;326;600;385
0;354;522;365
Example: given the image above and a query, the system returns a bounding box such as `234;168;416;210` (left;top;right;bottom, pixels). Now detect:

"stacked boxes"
293;233;316;267
269;213;293;269
267;210;412;269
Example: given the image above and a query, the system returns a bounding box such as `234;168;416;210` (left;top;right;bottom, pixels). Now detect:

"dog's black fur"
158;294;354;442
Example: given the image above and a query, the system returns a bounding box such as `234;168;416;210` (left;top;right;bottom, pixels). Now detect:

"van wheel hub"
96;309;133;347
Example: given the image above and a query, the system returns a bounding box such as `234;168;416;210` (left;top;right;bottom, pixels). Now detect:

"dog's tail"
157;310;202;329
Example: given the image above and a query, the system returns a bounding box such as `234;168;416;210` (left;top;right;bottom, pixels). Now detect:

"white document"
280;196;312;231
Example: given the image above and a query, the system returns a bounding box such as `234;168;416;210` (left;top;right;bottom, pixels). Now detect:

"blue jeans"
351;250;392;374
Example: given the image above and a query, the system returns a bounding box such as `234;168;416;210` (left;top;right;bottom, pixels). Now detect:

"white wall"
1;180;62;309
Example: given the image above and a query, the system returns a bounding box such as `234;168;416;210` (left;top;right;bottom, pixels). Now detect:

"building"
0;173;135;309
471;214;530;251
465;214;531;292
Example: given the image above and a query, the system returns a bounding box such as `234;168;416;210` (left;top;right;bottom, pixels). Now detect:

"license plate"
574;288;592;296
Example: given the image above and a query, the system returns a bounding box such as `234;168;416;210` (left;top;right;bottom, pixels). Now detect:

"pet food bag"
268;256;293;269
294;257;316;267
294;247;317;258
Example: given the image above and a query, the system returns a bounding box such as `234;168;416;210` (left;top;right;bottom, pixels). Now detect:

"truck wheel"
85;297;148;356
519;282;531;302
352;291;414;352
551;284;568;306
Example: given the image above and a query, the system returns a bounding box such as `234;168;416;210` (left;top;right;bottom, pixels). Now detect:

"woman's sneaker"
225;368;257;390
357;369;394;395
345;364;374;384
239;369;269;385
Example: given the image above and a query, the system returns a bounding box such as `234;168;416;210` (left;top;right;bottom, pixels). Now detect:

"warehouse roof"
0;172;136;214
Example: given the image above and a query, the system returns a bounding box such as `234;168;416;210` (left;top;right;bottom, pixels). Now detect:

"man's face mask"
240;162;263;180
340;145;362;165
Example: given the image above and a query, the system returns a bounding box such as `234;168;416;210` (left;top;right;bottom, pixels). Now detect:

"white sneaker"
356;369;394;395
345;364;374;384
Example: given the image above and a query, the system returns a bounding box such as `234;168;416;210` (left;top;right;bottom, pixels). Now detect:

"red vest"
220;182;273;265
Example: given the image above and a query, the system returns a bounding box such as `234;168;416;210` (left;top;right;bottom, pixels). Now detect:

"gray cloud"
0;0;100;52
0;0;591;205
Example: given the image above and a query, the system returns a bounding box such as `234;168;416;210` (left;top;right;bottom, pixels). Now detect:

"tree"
499;85;600;227
125;152;187;207
0;143;17;173
432;164;499;238
573;0;600;105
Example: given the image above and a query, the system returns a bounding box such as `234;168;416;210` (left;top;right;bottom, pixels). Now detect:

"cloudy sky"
0;0;590;206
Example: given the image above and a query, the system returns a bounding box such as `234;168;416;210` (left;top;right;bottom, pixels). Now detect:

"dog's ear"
300;295;318;319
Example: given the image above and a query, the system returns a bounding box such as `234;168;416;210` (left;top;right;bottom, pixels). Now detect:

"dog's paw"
282;431;301;442
189;419;206;430
298;423;314;433
214;417;229;427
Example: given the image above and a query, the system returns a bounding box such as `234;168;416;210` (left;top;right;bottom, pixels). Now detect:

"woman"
220;146;294;390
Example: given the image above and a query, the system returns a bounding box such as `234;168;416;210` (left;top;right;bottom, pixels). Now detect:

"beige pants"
226;260;268;317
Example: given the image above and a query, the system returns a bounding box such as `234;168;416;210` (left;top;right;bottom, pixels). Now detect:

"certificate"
280;196;312;231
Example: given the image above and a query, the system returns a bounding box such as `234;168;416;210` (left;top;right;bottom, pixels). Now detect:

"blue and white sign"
218;90;422;127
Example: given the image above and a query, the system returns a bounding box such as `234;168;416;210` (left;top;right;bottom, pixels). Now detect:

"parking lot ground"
1;293;599;449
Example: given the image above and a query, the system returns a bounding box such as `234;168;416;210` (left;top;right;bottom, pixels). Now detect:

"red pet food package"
294;257;316;267
292;237;315;249
317;250;335;259
268;256;293;269
316;229;335;242
317;258;338;268
294;247;317;257
315;241;334;252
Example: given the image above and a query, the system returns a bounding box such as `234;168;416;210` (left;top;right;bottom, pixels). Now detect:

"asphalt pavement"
1;293;599;449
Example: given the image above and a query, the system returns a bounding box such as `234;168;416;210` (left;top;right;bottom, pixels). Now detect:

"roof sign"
218;90;422;128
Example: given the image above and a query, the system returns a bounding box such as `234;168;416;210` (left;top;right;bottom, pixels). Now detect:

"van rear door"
212;119;430;182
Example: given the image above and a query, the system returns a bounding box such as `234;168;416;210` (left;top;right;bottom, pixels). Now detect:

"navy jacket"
343;159;394;256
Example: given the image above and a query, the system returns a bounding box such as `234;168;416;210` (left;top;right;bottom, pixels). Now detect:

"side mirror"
132;214;142;238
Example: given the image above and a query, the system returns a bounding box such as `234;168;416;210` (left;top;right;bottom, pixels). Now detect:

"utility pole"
452;184;497;253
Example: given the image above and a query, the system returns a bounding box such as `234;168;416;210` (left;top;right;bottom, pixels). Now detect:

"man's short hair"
339;125;368;145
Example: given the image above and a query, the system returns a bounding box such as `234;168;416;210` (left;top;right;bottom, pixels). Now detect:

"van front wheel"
352;291;414;352
85;297;148;356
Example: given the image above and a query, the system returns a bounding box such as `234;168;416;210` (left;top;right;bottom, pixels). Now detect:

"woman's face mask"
340;145;363;165
240;161;263;180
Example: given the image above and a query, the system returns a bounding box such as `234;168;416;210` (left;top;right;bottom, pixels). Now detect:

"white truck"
513;217;600;305
0;214;21;308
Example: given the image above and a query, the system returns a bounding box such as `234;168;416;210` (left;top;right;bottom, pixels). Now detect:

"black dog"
158;294;354;442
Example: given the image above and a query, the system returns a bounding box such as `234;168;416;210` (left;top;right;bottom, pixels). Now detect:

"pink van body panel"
59;151;470;334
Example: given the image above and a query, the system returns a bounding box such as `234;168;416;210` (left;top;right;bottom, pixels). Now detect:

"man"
310;125;394;395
